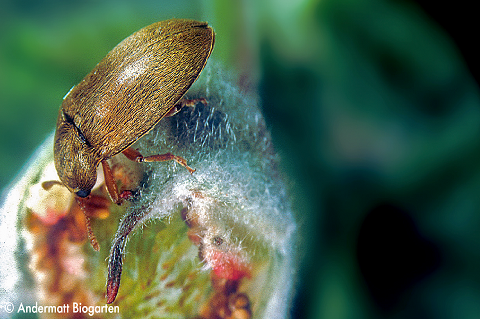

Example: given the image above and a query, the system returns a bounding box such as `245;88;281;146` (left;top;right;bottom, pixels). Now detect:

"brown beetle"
53;19;214;204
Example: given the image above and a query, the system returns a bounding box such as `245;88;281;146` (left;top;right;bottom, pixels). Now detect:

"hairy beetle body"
54;19;215;196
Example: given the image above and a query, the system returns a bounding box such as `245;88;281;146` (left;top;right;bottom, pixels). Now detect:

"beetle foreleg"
101;160;134;205
122;147;196;174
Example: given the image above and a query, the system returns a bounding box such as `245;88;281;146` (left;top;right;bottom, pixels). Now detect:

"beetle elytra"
51;18;214;250
54;19;214;199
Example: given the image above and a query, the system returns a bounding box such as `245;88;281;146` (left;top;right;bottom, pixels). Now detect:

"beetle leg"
122;147;195;174
121;147;143;161
165;97;207;117
141;153;196;174
101;160;125;205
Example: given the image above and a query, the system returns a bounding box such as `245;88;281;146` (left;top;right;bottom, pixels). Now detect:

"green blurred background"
2;0;480;318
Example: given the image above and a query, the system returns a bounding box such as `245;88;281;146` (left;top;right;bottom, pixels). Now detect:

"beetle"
53;19;214;204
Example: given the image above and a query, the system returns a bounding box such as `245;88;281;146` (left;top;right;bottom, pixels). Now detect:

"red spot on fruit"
210;250;251;281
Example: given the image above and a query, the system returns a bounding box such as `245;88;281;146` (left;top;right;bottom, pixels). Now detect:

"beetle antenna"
84;215;100;251
41;180;64;190
75;197;100;251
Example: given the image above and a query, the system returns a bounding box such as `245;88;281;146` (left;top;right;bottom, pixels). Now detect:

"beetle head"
54;109;100;197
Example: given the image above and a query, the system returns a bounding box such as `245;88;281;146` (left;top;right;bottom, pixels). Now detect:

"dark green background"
2;0;480;318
